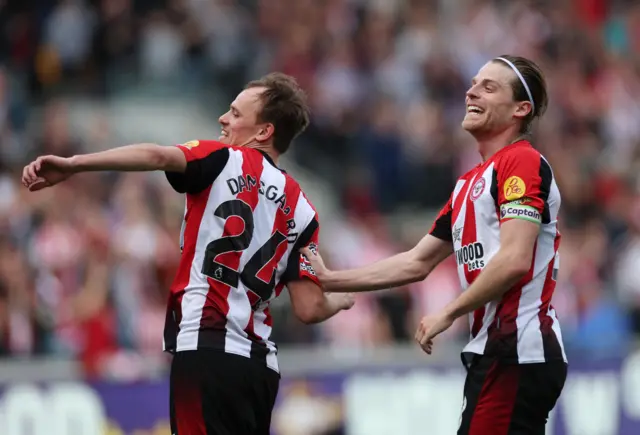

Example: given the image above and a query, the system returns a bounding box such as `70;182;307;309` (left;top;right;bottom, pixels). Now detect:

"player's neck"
475;128;524;162
249;143;280;165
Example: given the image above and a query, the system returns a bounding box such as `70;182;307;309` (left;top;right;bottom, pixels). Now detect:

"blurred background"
0;0;640;434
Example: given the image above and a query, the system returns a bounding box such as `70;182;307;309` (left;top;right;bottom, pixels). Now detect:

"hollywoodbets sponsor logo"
500;203;541;223
455;242;485;272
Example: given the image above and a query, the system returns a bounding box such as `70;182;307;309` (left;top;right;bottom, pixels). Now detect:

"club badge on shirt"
470;178;486;201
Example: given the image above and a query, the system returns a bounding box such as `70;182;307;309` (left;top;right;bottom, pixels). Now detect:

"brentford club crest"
470;178;486;201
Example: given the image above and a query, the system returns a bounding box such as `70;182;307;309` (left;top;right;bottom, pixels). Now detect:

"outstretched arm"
301;234;453;293
69;143;188;172
22;143;188;189
22;141;229;193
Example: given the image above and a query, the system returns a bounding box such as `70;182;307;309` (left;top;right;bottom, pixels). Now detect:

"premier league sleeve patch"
500;202;542;224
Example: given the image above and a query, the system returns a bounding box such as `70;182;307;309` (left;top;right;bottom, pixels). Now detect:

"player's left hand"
300;245;329;281
22;155;75;191
415;312;456;355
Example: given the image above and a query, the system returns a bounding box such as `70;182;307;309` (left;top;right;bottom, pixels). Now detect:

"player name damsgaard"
226;175;292;214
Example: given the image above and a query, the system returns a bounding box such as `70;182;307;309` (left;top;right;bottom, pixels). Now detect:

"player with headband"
302;55;567;434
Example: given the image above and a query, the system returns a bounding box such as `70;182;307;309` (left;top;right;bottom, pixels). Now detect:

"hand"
414;311;456;355
300;245;329;281
22;155;75;191
327;292;355;311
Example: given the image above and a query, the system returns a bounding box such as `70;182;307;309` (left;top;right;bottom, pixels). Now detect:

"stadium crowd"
0;0;639;378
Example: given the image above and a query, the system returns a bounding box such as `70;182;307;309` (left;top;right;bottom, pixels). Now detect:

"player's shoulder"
497;140;543;161
282;176;317;221
177;139;225;150
285;175;317;214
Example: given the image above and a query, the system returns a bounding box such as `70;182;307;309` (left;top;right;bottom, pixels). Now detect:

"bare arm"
22;144;190;191
70;143;188;173
287;279;354;324
415;219;541;353
301;234;453;293
443;219;538;319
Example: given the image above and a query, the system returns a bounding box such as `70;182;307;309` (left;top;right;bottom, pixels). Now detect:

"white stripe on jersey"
252;304;278;372
225;157;285;360
254;191;315;373
177;148;240;351
451;178;469;204
462;165;500;353
472;165;501;273
516;222;557;362
465;300;497;354
551;306;567;362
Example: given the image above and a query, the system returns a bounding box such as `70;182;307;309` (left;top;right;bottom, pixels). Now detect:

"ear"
513;101;533;121
255;123;275;144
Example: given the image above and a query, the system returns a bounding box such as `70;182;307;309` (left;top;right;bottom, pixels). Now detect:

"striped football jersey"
163;140;319;373
430;140;567;364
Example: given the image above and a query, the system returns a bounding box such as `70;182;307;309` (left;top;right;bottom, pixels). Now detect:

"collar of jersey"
258;150;287;173
484;139;531;164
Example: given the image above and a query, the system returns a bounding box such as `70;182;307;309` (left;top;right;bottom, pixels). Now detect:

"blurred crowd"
1;0;640;378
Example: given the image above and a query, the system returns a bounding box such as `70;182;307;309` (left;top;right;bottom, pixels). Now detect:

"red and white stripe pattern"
431;140;566;364
163;143;318;373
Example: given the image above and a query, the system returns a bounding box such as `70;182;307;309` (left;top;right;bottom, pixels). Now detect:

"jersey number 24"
202;199;288;306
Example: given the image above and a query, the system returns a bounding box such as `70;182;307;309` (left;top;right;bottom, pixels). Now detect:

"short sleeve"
429;196;453;242
282;215;321;286
495;147;552;225
165;140;230;194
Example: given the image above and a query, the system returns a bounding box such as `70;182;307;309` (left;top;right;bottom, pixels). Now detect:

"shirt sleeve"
429;196;453;242
495;147;552;225
164;140;230;194
281;215;321;286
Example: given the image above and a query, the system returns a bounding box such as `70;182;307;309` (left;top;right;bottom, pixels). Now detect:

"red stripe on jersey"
487;242;538;358
264;307;273;327
245;172;301;342
462;174;484;336
258;176;301;284
170;186;213;330
452;174;476;224
201;150;265;332
171;191;211;292
539;234;560;316
274;282;286;298
471;308;485;338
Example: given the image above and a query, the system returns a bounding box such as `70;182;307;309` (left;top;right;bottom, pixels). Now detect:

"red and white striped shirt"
163;140;320;373
430;140;567;364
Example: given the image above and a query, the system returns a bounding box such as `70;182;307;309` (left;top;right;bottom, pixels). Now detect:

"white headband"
495;57;535;113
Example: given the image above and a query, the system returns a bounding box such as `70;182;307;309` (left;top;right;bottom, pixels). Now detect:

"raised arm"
22;143;187;191
301;234;453;293
23;140;228;194
70;143;188;172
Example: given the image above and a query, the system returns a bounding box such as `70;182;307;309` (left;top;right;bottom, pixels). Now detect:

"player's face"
462;61;530;136
218;87;268;147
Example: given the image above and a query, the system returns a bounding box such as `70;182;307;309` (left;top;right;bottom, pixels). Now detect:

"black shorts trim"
170;350;280;435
